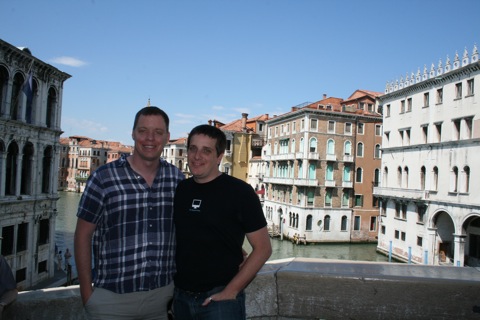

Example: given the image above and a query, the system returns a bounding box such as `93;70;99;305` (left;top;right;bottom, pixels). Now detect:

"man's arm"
74;218;96;305
203;226;272;305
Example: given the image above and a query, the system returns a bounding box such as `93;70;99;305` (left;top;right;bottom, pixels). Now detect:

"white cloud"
50;56;88;67
211;105;224;110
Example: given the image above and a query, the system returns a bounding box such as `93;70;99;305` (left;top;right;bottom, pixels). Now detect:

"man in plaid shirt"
74;106;184;320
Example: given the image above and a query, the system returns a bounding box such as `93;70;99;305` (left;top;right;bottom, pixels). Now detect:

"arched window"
46;87;57;128
324;215;331;231
42;146;53;193
309;138;317;153
291;139;296;153
374;144;381;158
21;142;34;195
383;167;389;187
299;138;304;152
463;166;470;193
295;213;299;228
306;215;313;231
420;166;426;190
344;141;352;155
404;166;409;188
357;142;364;157
308;163;316;179
341;215;348;231
397;166;402;187
343;165;351;182
5;142;19;195
432;166;438;191
451;166;459;192
374;168;380;187
326;163;334;181
327;139;335;155
356;167;363;183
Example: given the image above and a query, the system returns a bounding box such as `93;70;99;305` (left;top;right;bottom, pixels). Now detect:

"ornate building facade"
374;45;480;267
0;39;70;289
263;92;382;243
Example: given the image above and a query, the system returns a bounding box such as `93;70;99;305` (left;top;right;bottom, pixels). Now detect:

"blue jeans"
173;286;246;320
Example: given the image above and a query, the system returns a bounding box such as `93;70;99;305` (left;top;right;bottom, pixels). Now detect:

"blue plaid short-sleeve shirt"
77;154;184;294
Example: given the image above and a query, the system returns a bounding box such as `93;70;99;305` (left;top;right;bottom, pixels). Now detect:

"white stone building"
0;39;71;289
374;45;480;267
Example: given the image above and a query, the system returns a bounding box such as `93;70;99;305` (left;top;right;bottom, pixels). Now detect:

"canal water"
55;191;388;277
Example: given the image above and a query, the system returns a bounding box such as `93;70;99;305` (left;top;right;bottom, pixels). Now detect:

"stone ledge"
5;258;480;319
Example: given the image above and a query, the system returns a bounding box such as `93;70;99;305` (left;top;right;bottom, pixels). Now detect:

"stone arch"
461;213;480;267
430;209;455;264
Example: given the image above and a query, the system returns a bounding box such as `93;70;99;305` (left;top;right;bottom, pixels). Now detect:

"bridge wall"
5;258;480;320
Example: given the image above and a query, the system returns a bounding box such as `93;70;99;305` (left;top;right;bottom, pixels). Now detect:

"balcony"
373;187;427;200
342;181;353;188
343;154;354;162
263;177;294;185
325;179;336;187
270;153;295;161
294;178;318;186
326;154;337;161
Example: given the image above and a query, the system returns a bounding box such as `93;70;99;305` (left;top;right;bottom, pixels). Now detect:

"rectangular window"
435;123;442;142
381;225;386;235
370;216;377;231
405;129;411;145
375;124;382;136
395;230;400;239
368;104;374;112
325;189;332;207
407;98;412;112
345;123;352;134
386;104;391;117
310;119;317;131
342;192;349;207
357;123;364;134
417;236;423;247
400;100;405;113
424;92;429;107
301;119;305;130
465;117;473;139
401;232;406;241
422;125;428;143
455;82;462;99
292;121;296;133
453;119;461;140
354;195;363;207
359;103;365;110
354;216;361;231
328;121;335;133
467;79;474;96
436;88;443;104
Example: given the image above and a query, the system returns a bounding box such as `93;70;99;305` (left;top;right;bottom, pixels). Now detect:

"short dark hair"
187;124;227;156
133;106;170;131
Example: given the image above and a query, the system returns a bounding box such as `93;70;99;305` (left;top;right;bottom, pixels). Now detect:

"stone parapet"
5;258;480;319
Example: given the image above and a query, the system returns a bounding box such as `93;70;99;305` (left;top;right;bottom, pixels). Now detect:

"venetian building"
163;137;188;177
263;92;382;243
0;39;71;289
374;45;480;267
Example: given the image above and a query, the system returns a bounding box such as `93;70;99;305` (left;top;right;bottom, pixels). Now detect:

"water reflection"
55;191;388;278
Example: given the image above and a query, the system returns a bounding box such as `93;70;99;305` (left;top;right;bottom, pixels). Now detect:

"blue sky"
1;0;479;144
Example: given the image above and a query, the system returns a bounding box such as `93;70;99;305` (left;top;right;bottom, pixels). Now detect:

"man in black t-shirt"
173;124;272;320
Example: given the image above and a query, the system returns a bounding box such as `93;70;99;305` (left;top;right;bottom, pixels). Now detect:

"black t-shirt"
174;173;267;292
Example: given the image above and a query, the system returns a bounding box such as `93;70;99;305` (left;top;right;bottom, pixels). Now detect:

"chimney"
323;94;327;99
241;113;248;132
208;120;212;126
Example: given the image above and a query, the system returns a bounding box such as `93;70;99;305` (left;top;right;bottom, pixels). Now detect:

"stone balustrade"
4;258;480;319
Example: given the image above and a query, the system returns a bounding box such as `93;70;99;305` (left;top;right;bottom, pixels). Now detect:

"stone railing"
5;258;480;319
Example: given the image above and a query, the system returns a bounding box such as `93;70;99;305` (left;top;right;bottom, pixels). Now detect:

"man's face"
187;134;223;183
132;114;170;162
